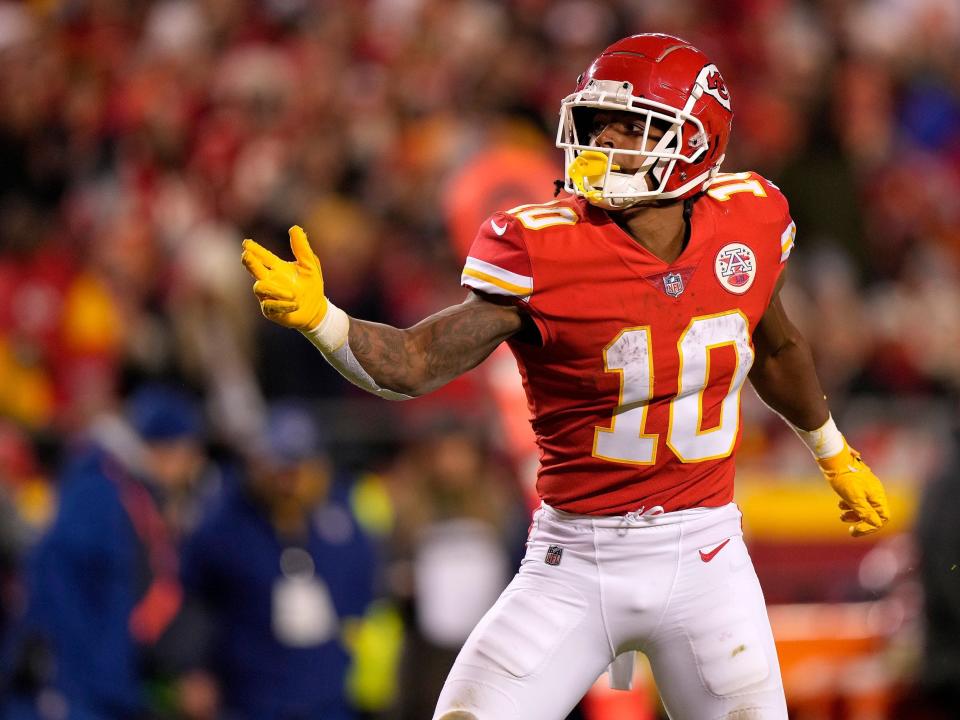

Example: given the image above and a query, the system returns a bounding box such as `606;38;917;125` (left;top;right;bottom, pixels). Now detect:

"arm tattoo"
348;295;522;396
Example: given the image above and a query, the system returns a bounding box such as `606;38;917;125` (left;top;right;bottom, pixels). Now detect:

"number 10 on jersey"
593;311;754;464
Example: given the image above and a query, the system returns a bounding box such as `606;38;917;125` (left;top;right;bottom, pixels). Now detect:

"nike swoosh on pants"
699;538;730;563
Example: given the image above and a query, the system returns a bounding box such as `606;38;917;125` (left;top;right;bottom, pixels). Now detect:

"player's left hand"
818;441;890;537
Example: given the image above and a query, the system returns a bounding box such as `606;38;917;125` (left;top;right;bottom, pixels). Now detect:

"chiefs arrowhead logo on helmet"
700;65;732;110
707;72;727;96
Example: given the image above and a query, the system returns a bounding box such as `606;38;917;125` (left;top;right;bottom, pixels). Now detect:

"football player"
241;33;889;720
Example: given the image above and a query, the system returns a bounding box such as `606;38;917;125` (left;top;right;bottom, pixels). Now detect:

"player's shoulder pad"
477;208;523;245
704;171;794;263
492;196;584;237
704;171;790;223
463;202;562;302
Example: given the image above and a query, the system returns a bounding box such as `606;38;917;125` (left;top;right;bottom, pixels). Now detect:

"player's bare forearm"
348;292;523;397
749;293;829;431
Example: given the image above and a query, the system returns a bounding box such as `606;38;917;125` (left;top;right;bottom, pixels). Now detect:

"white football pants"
433;502;788;720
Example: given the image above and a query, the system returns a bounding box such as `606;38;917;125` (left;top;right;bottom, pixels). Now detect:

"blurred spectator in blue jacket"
180;401;376;720
4;383;210;720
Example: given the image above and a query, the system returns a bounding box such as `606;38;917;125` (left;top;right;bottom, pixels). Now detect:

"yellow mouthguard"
567;150;620;201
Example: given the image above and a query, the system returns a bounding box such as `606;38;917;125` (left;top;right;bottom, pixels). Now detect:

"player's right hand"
241;225;328;331
818;441;890;537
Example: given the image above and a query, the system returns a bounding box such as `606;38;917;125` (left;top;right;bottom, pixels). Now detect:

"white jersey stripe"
461;272;532;301
463;256;533;292
779;221;796;263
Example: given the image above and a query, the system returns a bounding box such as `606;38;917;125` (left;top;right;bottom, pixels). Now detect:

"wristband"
792;414;845;460
302;300;349;353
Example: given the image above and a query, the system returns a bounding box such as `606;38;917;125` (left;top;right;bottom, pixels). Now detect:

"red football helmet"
557;34;733;208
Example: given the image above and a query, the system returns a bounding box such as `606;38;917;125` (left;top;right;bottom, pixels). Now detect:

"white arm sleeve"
301;302;414;401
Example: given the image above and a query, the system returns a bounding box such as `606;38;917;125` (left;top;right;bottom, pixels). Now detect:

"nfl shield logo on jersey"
545;545;564;566
662;272;685;297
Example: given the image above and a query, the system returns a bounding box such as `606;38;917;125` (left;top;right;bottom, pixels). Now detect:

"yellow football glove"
567;150;620;202
240;225;328;331
818;440;890;537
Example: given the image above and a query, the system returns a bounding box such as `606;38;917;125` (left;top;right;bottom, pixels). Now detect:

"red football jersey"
461;172;796;515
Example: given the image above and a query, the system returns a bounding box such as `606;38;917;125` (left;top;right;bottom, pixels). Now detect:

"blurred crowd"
0;0;958;718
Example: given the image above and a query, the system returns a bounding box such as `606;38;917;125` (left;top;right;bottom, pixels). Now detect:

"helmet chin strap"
601;172;648;208
566;149;651;210
569;145;663;209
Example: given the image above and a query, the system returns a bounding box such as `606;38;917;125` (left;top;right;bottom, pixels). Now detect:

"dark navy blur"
5;385;208;719
180;402;376;720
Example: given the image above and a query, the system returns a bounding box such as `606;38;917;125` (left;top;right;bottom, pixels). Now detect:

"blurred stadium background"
0;0;958;718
